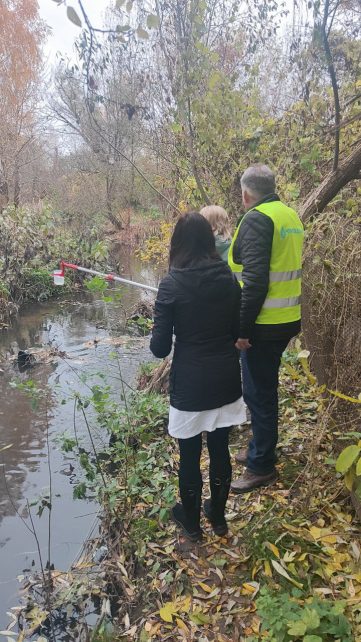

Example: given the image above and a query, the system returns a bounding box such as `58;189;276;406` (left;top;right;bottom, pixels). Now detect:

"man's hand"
235;338;252;350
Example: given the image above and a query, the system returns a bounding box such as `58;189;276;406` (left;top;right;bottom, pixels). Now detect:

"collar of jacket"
237;193;281;225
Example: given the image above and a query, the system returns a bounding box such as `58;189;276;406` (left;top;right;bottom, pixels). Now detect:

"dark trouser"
241;338;290;475
178;427;232;489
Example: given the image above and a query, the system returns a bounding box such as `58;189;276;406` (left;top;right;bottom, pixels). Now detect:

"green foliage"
0;280;10;299
127;314;152;335
0;203;110;324
86;275;109;293
335;441;361;498
60;379;172;544
9;378;43;410
249;588;353;642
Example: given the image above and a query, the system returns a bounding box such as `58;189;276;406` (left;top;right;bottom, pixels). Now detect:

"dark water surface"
0;256;160;629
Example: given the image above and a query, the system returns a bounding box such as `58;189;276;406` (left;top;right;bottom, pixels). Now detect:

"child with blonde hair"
200;205;232;262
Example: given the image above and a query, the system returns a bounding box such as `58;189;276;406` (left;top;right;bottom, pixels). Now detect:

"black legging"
178;427;232;488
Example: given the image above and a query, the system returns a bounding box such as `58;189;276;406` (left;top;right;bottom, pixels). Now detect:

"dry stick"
79;403;107;488
26;499;47;589
73;396;79;448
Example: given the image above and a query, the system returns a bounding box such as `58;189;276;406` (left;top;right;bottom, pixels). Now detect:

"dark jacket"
150;259;242;411
232;194;301;342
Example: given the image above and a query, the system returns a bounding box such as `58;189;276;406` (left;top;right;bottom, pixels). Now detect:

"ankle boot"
172;483;203;542
204;476;231;536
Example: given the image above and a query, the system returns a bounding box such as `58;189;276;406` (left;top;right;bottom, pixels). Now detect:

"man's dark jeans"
241;337;290;475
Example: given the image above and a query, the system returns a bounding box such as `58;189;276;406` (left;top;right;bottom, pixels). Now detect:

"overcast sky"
38;0;110;66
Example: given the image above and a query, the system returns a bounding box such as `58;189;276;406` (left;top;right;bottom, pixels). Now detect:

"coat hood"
169;259;234;300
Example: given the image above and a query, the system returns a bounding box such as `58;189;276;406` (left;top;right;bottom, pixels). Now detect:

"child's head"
200;205;232;240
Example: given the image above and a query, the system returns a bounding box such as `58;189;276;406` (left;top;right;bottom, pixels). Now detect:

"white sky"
38;0;110;66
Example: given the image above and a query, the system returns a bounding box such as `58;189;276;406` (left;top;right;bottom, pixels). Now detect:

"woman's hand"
235;338;252;350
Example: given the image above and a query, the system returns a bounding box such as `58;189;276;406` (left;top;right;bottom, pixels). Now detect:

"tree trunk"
300;139;361;222
0;160;9;210
13;161;20;208
105;172;123;229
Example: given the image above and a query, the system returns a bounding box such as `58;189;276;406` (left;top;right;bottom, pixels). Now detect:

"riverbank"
11;349;361;641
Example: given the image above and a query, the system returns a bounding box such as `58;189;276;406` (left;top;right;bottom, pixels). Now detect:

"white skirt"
168;397;247;439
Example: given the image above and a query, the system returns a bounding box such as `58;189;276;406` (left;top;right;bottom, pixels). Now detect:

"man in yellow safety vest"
228;164;304;493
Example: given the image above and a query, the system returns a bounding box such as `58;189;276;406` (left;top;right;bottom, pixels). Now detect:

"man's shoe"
231;469;278;494
172;503;203;542
203;498;228;536
235;448;248;465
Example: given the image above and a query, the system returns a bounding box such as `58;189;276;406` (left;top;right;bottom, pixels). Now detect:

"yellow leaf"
265;541;280;558
343;459;354;491
282;362;300;379
242;581;260;597
179;595;191;612
328;389;361;404
264;560;272;577
356;457;361;477
309;526;322;540
271;560;303;589
198;582;213;593
252;561;262;579
176;617;189;632
321;534;338;544
159;602;177;623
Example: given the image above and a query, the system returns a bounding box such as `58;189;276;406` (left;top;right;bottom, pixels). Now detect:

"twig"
79;403;107;488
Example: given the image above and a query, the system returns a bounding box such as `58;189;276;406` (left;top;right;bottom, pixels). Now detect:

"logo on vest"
280;226;303;240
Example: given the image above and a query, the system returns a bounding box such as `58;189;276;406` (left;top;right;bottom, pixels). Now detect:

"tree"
0;0;46;208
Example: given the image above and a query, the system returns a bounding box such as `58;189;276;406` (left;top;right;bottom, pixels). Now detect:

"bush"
0;203;109;320
249;588;353;642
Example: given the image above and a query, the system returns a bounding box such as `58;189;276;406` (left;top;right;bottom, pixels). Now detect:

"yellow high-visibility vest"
228;200;304;324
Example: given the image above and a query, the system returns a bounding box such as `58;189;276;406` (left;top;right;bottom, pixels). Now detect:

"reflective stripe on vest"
263;295;301;309
228;201;304;325
269;269;302;282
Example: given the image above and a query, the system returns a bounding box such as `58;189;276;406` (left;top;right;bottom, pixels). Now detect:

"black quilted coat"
150;259;242;411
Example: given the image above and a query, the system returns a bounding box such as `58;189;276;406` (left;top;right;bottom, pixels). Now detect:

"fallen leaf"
271;560;303;589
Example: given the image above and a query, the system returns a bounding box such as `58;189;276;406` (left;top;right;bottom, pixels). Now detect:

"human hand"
235;338;252;350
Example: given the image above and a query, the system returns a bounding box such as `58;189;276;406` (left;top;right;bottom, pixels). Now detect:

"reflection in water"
0;254;160;628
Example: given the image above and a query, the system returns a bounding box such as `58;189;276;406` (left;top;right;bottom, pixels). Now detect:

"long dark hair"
169;211;218;269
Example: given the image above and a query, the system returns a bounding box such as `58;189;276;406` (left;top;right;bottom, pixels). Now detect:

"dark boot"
231;469;278;494
203;476;231;536
172;483;203;542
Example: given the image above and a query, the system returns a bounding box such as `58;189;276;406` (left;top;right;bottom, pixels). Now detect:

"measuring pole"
53;261;158;293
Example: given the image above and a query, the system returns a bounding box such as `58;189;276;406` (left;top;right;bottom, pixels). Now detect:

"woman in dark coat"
150;212;244;541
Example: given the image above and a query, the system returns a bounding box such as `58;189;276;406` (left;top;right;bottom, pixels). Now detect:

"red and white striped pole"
53;260;158;293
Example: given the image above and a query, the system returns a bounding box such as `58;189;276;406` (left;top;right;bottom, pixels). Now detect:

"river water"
0;255;160;630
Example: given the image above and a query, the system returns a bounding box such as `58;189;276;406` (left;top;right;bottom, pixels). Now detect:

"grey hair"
240;164;276;199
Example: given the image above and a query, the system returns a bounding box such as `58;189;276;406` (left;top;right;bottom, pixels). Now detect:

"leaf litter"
9;355;361;641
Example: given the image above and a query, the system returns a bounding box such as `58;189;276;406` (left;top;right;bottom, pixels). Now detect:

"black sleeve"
231;276;242;341
233;211;273;337
149;276;175;358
